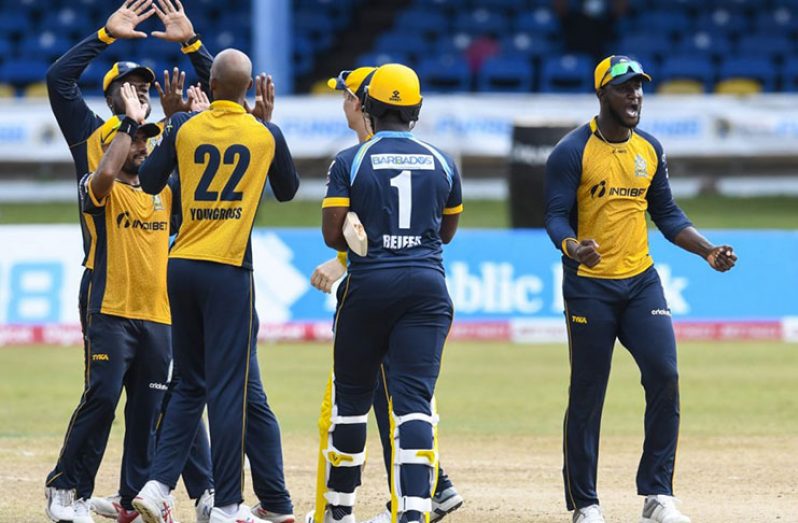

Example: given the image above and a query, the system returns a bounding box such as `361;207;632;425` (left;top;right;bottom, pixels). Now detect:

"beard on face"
122;157;142;175
608;102;640;130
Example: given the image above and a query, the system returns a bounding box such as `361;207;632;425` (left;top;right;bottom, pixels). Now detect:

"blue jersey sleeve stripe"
350;137;382;184
410;138;452;187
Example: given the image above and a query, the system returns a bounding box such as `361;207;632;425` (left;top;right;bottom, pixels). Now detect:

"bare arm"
440;214;460;244
322;207;349;251
91;82;147;200
673;226;737;272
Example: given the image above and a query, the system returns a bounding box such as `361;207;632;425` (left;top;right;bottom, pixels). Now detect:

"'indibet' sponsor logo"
371;154;434;170
190;207;243;220
115;211;168;231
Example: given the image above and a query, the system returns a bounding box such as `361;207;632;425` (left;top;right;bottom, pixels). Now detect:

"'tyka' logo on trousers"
590;180;607;198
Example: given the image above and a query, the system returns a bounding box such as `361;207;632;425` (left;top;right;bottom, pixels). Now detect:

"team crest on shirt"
634;154;648;178
152;194;164;211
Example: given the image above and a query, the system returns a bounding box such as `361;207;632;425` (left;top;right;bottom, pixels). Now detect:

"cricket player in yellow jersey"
46;83;173;523
134;50;298;523
545;56;737;523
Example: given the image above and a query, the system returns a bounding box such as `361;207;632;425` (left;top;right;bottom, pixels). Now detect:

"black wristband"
118;116;139;137
104;25;114;38
182;34;201;47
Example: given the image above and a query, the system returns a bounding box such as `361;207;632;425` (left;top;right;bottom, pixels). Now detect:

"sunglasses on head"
600;60;644;88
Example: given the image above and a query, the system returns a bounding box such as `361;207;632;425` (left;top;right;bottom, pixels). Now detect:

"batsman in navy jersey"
307;64;462;523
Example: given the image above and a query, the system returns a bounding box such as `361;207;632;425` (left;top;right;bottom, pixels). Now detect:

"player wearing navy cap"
310;67;463;523
545;55;737;523
307;63;462;523
45;1;216;521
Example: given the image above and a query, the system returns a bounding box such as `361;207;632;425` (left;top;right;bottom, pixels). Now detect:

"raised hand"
151;0;195;42
706;245;737;272
155;67;191;117
105;0;155;39
187;84;210;112
121;82;147;123
248;74;275;122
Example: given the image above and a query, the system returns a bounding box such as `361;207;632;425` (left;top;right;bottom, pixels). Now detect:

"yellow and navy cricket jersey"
138;101;299;269
323;130;463;273
544;117;691;279
46;28;213;260
79;174;174;324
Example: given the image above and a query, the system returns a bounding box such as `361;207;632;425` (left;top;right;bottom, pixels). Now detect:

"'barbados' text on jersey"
323;130;463;273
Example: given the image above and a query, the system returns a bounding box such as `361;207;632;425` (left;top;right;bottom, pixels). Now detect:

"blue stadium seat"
718;55;777;91
632;10;692;37
695;8;747;36
514;8;559;39
754;8;798;34
0;13;31;37
477;55;533;92
677;31;732;59
434;33;472;56
0;59;50;86
615;34;671;60
394;8;448;37
416;54;471;92
737;35;792;62
375;32;430;60
659;55;715;91
499;33;559;58
453;9;509;34
0;39;13;62
19;33;73;61
40;8;83;36
539;54;592;93
356;51;412;68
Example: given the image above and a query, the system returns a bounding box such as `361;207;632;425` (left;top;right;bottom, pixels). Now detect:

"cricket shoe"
209;504;268;523
640;495;691;523
46;487;76;522
195;489;214;523
573;504;605;523
132;481;177;523
117;507;143;523
91;494;122;519
73;497;97;523
303;509;355;523
430;487;464;522
251;502;295;523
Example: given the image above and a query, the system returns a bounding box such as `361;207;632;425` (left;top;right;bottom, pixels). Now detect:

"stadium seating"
3;0;798;94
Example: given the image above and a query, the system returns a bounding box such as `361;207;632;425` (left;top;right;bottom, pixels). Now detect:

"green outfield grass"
1;341;795;440
1;195;797;228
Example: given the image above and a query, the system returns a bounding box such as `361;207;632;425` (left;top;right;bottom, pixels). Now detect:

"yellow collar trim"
210;100;246;113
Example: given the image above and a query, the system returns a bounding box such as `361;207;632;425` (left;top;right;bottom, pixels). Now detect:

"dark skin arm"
440;214;460;244
322;207;349;252
91;82;146;200
673;226;737;272
566;230;737;272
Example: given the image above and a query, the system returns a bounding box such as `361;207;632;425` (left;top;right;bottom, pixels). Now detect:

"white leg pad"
323;490;356;507
399;496;433;514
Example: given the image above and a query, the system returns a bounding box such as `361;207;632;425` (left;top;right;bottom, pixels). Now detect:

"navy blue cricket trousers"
562;266;680;510
68;269;212;501
330;267;453;521
47;312;171;510
150;259;292;511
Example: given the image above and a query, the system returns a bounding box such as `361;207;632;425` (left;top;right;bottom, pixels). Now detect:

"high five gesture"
105;0;156;39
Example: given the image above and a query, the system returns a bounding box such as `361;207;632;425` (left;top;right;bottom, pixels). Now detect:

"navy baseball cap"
103;61;156;94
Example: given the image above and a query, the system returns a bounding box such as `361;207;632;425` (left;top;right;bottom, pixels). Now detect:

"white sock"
220;503;238;516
